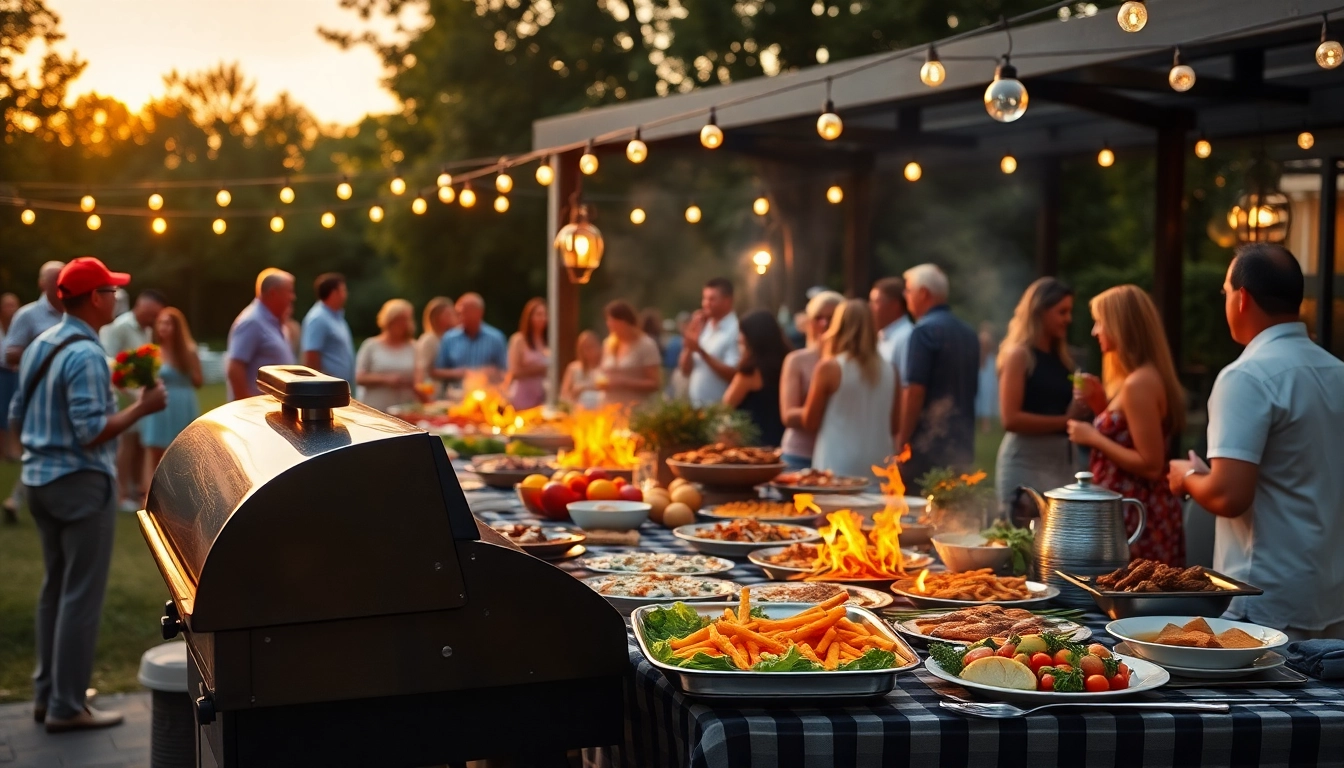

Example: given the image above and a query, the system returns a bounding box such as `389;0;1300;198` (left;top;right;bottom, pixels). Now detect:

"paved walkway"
0;693;150;767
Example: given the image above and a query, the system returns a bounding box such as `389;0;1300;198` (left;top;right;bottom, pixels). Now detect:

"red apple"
618;485;643;502
584;467;610;481
612;477;627;489
566;475;590;497
540;482;578;520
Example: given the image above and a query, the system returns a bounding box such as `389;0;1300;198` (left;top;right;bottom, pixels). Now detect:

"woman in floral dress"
1067;285;1186;566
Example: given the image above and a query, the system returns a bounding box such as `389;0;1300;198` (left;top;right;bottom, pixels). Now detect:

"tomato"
1117;662;1129;677
1079;654;1105;678
612;477;627;489
1013;653;1031;667
1054;663;1073;674
566;476;590;496
1108;672;1130;691
1053;649;1077;666
1030;653;1053;673
1085;674;1110;693
1087;643;1112;659
996;643;1017;658
964;647;995;665
1038;674;1056;692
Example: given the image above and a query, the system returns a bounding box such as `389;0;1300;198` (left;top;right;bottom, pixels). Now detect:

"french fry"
739;588;751;622
708;626;748;669
723;607;738;624
670;627;711;649
796;643;823;664
836;618;871;635
781;606;846;643
815;627;839;655
746;640;760;667
718;622;787;653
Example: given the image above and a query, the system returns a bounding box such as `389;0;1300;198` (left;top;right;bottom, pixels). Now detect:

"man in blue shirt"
8;257;166;733
895;264;980;484
871;277;914;385
3;260;65;521
300;273;356;388
433;292;508;386
226;269;296;400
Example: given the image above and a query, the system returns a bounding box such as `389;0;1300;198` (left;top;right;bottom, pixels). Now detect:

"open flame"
446;387;552;434
872;453;912;519
792;504;908;581
915;568;929;593
557;405;638;469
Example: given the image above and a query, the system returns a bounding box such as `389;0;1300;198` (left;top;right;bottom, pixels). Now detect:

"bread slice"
1156;623;1188;643
1182;617;1215;635
1215;628;1263;649
1159;630;1222;648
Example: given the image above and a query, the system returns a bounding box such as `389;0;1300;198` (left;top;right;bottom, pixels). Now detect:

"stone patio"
0;693;151;768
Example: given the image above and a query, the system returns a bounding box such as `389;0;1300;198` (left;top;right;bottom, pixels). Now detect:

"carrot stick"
739;587;751;622
781;606;847;643
815;626;839;655
824;641;841;670
723;607;738;624
718;622;787;653
837;618;872;635
746;640;760;667
709;626;748;669
669;626;711;649
796;643;823;664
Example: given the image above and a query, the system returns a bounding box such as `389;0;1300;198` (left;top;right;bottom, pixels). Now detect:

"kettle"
1021;471;1146;607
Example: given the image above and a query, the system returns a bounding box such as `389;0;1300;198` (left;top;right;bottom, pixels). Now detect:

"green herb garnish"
928;642;969;676
981;520;1034;576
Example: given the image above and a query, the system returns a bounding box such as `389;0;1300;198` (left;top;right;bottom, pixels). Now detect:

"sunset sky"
44;0;416;126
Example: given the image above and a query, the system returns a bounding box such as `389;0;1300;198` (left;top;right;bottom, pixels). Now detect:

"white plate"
698;503;822;526
891;580;1061;608
581;574;740;613
893;610;1092;645
924;652;1169;703
672;523;821;557
747;545;934;582
580;552;737;576
748;582;896;609
1106;616;1290;670
1112;641;1287;680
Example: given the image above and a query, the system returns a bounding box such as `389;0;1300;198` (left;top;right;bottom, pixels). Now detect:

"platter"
890;580;1061;609
891;608;1091;646
470;454;557;489
698;501;822;526
746;581;895;609
747;544;933;583
1112;641;1287;681
666;460;786;489
579;552;737;576
672;522;821;557
490;524;586;559
1056;567;1262;620
581;574;741;613
924;652;1169;704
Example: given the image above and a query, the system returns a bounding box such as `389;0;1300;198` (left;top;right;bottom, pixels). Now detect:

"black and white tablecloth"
461;478;1344;768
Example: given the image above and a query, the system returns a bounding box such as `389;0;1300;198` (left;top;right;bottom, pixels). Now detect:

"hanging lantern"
1227;190;1292;244
984;58;1028;123
815;78;842;140
700;108;723;149
554;204;605;284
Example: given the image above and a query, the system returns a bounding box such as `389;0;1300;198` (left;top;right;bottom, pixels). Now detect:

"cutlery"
940;700;1229;719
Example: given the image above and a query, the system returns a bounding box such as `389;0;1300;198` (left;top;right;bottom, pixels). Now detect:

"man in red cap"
6;257;166;733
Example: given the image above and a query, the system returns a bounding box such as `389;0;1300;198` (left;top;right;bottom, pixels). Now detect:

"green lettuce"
642;602;710;644
751;646;823;672
649;640;738;670
837;648;898;671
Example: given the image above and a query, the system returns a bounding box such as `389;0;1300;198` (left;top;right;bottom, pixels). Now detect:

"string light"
21;208;35;225
630;207;646;224
753;197;770;216
86;213;101;230
390;175;406;196
151;217;167;234
337;178;353;200
626;129;648;163
685;204;702;223
904;161;923;182
1000;153;1018;174
1117;0;1147;32
369;204;385;222
752;249;772;275
212;218;226;234
1299;131;1316;150
1319;16;1343;69
700;108;723;149
216;188;231;207
494;195;510;213
148;193;164;211
496;169;514;193
1195;135;1212;159
1168;47;1195;92
321;211;336;228
459;183;477;208
826;185;844;204
80;194;95;212
985;57;1028;122
279;183;295;204
270;214;285;232
535;160;554;186
1098;143;1115;167
438;185;456;204
579;141;599;175
816;78;843;140
412;196;428;214
920;45;946;87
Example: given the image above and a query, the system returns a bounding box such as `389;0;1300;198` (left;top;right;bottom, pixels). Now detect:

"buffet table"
459;477;1344;768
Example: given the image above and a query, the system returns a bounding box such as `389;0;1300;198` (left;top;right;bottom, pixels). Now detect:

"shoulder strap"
16;334;99;430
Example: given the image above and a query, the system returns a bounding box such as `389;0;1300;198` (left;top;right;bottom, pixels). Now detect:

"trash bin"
138;642;194;768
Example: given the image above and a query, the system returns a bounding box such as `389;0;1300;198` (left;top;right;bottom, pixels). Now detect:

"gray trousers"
27;470;116;719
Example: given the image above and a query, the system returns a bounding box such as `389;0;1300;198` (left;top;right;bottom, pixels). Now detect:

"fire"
794;508;908;581
557;405;638;469
915;568;928;593
446;387;552;434
871;456;911;518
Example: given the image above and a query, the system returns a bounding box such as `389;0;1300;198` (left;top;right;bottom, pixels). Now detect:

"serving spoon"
940;700;1230;719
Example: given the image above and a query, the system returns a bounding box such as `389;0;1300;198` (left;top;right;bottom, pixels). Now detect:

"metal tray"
1056;569;1263;620
630;601;920;699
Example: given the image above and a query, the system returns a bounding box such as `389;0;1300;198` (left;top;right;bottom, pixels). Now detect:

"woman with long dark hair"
723;310;791;447
507;297;549;409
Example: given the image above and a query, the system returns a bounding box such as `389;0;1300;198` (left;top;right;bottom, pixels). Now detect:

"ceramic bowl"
931;533;1013;572
566;500;650;531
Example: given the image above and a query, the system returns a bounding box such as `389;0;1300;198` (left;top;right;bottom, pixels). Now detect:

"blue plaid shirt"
6;316;117;487
434;323;508;372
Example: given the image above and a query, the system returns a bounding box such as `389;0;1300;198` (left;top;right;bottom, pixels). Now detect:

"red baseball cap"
57;257;131;299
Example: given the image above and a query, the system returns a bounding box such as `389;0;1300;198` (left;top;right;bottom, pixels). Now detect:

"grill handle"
257;365;351;421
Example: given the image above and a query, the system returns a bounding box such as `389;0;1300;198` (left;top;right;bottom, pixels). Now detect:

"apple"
612;477;627;489
618;485;643;502
566;475;590;497
584;467;610;481
540;482;578;520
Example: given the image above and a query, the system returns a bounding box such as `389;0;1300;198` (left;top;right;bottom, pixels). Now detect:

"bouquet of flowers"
112;344;161;389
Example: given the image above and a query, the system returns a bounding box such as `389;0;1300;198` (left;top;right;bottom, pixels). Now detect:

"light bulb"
685;204;702;223
493;195;509;213
1195;138;1212;159
390;176;406;195
755;264;768;275
212;218;226;234
438;171;452;187
321;211;336;228
700;109;723;149
1098;145;1115;167
579;151;599;175
904;161;922;182
1319;40;1344;69
438;185;455;204
80;195;95;212
279;185;295;204
752;249;772;267
1000;154;1018;174
148;193;163;210
626;136;648;164
86;213;101;230
817;103;843;141
337;180;352;200
151;216;167;234
1299;131;1316;150
216;188;231;207
826;185;844;204
21;208;35;225
984;59;1028;123
630;207;646;224
369;205;384;222
1168;49;1195;92
459;185;477;208
753;197;770;216
535;163;554;186
1117;0;1147;32
270;215;284;232
920;45;946;87
412;196;427;214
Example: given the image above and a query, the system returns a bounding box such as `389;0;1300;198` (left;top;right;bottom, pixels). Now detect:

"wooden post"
1319;157;1339;353
842;154;875;296
1036;155;1061;277
546;150;582;403
1153;125;1186;368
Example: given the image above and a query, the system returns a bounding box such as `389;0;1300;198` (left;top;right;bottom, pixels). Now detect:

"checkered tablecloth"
461;480;1344;768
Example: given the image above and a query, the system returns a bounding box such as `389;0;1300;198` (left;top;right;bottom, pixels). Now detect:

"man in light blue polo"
432;293;507;386
226;269;295;401
300;273;356;389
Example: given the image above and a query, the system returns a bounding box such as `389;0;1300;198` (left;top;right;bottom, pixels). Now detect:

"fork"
940;700;1230;719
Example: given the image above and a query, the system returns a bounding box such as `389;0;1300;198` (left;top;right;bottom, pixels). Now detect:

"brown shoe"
34;705;45;723
44;705;123;733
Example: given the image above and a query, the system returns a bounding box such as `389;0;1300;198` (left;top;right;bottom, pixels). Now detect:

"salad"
928;632;1131;693
586;574;736;599
582;552;732;575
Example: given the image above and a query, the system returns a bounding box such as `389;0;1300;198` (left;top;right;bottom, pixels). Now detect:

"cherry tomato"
1053;649;1076;666
1054;663;1073;674
964;647;995;665
997;643;1017;658
1087;643;1112;659
1013;653;1031;667
1108;672;1130;691
1030;653;1053;673
1117;662;1129;676
1079;654;1105;678
1038;674;1056;692
1085;674;1110;693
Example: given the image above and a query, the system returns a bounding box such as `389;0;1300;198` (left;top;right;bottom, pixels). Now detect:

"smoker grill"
138;366;628;767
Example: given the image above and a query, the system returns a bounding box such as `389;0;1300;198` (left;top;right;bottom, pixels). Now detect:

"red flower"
136;344;156;357
115;351;130;364
111;370;125;387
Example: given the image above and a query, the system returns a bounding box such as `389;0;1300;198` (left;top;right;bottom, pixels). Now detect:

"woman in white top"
414;296;457;399
356;299;425;412
802;299;901;479
560;330;603;410
779;290;844;470
598;300;662;408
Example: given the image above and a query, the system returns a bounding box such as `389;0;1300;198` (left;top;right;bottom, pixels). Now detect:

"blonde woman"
560;330;603;410
802;299;900;479
356;299;423;412
415;296;457;398
995;277;1078;514
778;290;843;469
1068;284;1186;565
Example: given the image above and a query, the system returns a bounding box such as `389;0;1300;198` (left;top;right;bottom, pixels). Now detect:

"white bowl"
566;500;650;532
1105;616;1289;670
931;533;1013;572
